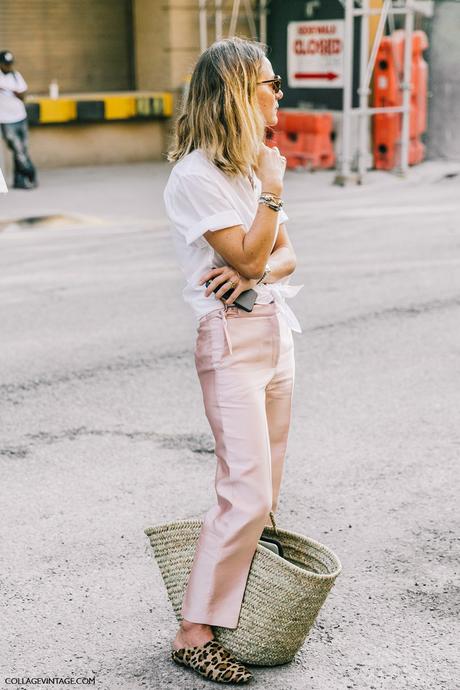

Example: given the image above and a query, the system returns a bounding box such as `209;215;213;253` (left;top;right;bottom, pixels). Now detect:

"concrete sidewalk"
1;161;459;690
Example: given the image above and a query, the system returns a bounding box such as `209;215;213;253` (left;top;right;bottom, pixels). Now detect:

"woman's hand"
254;143;286;196
198;266;257;305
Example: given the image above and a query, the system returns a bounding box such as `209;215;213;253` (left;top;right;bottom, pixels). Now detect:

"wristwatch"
257;264;271;284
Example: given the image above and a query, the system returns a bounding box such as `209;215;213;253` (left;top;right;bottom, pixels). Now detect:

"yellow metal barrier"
26;92;173;125
39;99;77;123
162;92;174;117
104;96;137;120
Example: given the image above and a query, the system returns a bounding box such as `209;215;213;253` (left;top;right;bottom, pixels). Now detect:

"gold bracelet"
258;194;283;211
261;191;282;199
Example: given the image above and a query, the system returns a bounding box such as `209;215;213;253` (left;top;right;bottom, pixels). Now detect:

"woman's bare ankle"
173;618;214;649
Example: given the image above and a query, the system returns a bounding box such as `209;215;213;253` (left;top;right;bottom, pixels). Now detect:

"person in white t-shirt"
163;37;302;683
0;50;37;189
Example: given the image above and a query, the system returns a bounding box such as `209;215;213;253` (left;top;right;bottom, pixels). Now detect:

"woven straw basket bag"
144;513;341;666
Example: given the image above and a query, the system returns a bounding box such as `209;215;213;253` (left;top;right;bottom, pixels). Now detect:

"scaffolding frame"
198;1;268;53
335;0;434;185
198;1;433;184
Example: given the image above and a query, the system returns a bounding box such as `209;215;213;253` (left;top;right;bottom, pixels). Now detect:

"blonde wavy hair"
168;37;267;177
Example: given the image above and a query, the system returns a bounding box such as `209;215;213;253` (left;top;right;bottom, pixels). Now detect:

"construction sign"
267;0;361;110
287;20;345;89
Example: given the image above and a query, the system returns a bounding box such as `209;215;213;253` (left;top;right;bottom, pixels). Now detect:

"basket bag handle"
269;511;279;535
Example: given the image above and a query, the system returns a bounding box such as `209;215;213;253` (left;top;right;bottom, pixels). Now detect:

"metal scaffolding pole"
227;0;257;39
228;0;240;37
398;5;415;175
259;0;267;44
364;0;392;95
243;0;257;40
199;0;208;53
357;0;392;181
215;0;223;41
334;0;354;184
357;0;370;182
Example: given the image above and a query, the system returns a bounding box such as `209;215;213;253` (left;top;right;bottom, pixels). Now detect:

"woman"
163;37;302;684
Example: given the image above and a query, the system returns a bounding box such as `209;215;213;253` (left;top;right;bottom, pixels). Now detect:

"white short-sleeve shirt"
163;149;302;331
0;70;27;124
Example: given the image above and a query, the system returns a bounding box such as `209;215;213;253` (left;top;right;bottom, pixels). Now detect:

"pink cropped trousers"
181;301;295;629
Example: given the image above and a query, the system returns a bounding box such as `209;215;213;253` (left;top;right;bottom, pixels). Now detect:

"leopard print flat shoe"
171;639;253;684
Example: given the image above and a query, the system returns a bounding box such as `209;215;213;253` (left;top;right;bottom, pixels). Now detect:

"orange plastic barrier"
266;110;335;170
373;35;400;169
372;30;428;170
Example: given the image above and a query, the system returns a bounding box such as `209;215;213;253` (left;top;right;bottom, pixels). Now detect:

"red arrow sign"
294;72;339;81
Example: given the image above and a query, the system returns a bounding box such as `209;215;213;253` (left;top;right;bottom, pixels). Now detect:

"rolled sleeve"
187;209;243;245
164;172;244;246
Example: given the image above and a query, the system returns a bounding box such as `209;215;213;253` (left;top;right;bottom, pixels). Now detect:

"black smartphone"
205;280;257;313
258;536;285;559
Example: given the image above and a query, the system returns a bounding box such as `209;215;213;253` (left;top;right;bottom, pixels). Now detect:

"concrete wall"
0;0;134;94
427;1;460;161
133;0;258;92
133;0;172;92
1;120;166;178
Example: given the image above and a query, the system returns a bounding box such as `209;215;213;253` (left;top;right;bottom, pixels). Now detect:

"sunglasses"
257;75;282;94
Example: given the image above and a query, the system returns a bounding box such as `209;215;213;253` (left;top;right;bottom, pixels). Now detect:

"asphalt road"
1;161;459;690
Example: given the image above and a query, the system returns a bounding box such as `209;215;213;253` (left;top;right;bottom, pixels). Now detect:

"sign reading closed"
287;20;345;89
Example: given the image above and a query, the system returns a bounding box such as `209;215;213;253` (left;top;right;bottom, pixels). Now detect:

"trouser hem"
180;608;240;630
